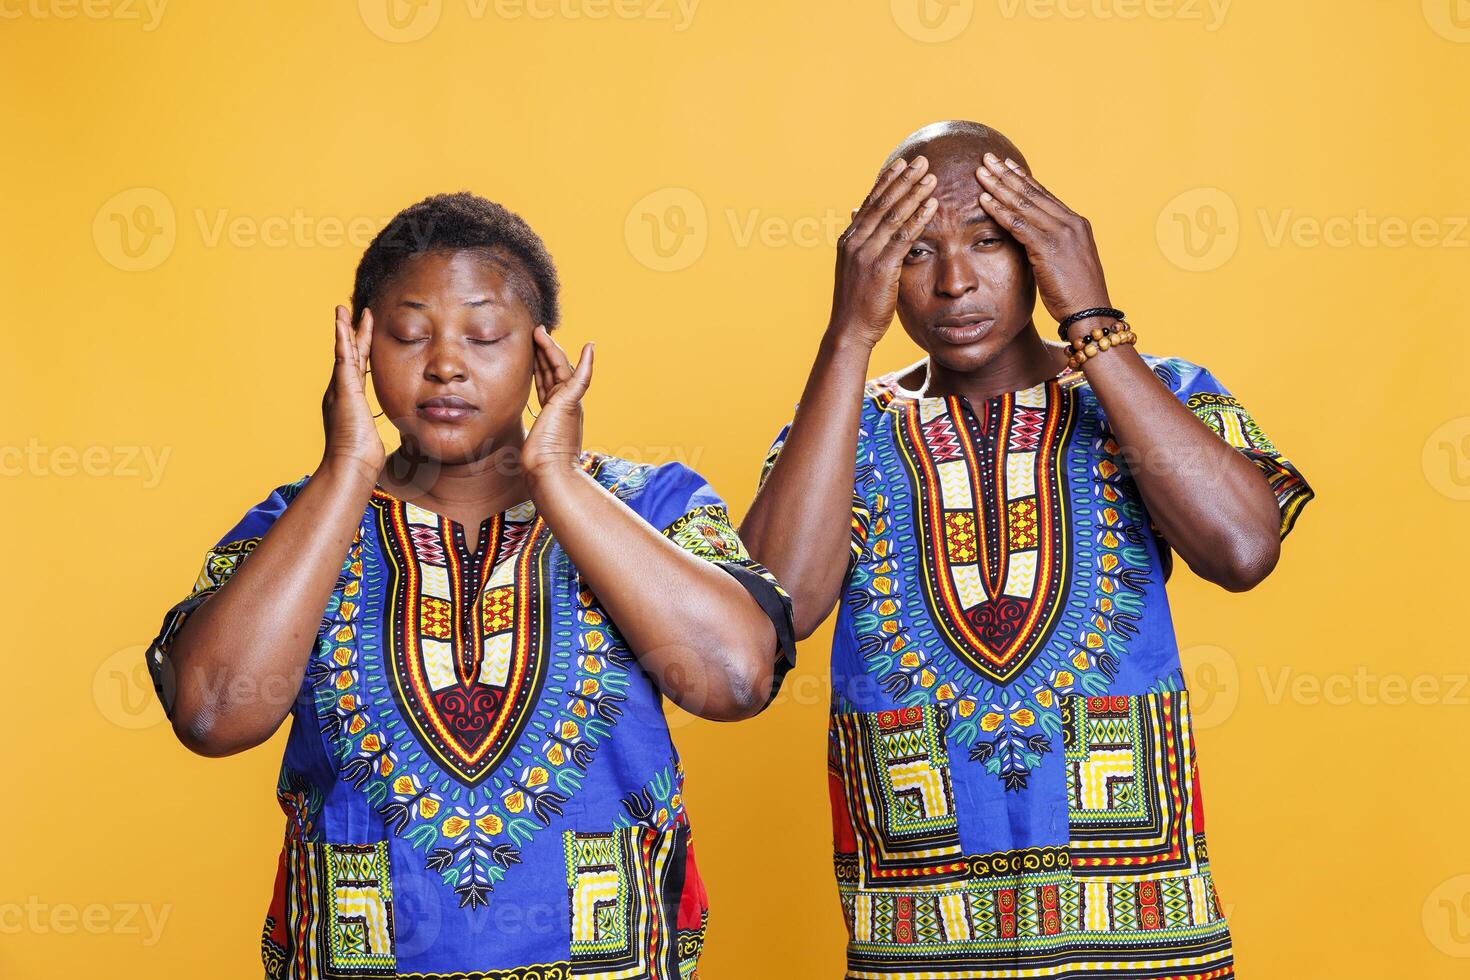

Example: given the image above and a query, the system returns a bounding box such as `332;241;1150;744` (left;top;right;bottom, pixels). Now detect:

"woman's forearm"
527;464;779;721
164;459;375;755
740;328;872;638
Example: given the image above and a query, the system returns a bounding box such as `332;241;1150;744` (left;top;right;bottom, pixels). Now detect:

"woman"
145;192;795;978
742;122;1313;979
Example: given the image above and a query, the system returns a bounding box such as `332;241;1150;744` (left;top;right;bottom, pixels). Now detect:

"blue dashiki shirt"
146;453;795;980
759;352;1313;980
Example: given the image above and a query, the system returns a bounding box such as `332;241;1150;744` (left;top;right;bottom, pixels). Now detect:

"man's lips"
930;314;995;344
417;396;479;422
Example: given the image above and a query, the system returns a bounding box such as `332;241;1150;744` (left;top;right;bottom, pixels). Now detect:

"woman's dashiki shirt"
760;353;1313;980
145;454;795;980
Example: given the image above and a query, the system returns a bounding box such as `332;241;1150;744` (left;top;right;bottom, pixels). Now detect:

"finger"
1000;157;1076;215
532;326;553;405
537;327;575;385
850;156;931;244
355;308;374;375
858;156;910;212
333;307;356;385
557;343;594;401
977;154;1066;221
872;173;938;252
880;197;939;258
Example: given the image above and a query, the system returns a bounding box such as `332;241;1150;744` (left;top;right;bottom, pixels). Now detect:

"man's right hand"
828;155;938;347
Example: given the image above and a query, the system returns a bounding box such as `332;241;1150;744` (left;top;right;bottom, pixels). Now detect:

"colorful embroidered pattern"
564;825;687;980
146;454;785;974
262;840;397;979
844;375;1153;792
771;353;1311;978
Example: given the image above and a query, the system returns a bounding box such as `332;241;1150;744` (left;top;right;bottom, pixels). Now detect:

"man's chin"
923;340;994;375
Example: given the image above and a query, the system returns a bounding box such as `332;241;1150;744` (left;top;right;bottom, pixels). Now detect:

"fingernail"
920;175;935;185
1004;158;1019;169
984;152;998;163
981;192;994;201
890;159;907;173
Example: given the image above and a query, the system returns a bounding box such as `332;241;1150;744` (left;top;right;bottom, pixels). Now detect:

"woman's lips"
416;401;479;422
931;316;994;345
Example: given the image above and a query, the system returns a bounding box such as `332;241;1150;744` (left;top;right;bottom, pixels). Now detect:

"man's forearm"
741;326;873;638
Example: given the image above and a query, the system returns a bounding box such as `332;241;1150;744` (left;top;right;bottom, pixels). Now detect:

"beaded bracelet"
1056;307;1125;340
1066;321;1137;370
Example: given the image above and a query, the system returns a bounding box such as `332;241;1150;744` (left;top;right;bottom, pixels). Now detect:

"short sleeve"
627;460;799;704
1156;357;1315;539
758;420;875;583
143;476;308;721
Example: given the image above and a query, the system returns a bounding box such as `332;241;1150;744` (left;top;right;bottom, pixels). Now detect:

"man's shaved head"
874;119;1040;378
883;120;1028;176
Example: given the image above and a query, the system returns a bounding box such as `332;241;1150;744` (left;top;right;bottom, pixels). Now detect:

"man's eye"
469;336;506;346
977;237;1004;248
906;246;931;260
393;335;428;344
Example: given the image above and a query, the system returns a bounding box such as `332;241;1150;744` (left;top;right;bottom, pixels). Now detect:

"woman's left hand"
975;152;1112;323
521;325;593;481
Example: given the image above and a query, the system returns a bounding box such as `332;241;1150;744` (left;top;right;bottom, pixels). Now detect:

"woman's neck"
378;422;535;518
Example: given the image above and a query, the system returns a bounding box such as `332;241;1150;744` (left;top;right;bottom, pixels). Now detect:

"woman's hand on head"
521;325;592;483
321;305;385;479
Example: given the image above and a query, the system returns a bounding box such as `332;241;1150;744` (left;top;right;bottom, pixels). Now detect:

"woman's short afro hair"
351;192;560;328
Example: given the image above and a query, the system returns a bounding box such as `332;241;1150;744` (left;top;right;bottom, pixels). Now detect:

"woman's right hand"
827;155;939;348
321;305;384;478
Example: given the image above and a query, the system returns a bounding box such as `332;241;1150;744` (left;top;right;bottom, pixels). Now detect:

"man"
742;121;1312;978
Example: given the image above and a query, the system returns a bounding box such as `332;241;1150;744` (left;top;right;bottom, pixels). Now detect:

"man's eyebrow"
464;297;499;307
965;213;1002;227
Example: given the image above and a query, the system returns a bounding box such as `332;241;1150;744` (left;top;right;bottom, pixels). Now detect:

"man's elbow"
1209;530;1281;593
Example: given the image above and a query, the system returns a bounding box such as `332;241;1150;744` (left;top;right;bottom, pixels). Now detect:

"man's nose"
936;254;978;298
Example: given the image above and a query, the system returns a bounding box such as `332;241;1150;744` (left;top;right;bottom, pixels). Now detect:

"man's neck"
918;323;1069;403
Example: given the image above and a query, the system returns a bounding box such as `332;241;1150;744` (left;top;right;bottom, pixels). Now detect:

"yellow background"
4;1;1468;976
